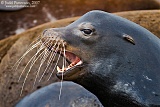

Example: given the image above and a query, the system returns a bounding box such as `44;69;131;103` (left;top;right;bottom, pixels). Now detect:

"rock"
116;10;160;38
0;10;160;107
0;17;77;107
16;81;103;107
0;0;160;40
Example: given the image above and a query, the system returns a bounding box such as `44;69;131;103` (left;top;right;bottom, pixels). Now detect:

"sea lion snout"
41;27;85;81
42;28;63;40
41;28;67;49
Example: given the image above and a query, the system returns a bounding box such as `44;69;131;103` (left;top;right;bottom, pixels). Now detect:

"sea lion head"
41;10;160;106
41;10;138;80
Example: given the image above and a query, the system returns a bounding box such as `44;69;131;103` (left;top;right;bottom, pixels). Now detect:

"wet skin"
42;10;160;107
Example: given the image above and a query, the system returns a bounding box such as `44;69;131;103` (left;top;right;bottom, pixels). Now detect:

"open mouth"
56;51;83;74
41;37;83;77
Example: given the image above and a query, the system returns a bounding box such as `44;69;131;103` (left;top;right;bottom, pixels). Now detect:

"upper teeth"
57;66;63;73
57;60;83;73
76;60;83;66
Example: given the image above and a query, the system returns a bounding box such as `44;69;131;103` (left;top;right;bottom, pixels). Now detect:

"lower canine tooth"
76;60;83;66
57;66;63;72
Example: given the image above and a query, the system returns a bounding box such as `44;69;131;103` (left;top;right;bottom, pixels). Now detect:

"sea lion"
16;81;103;107
41;10;160;107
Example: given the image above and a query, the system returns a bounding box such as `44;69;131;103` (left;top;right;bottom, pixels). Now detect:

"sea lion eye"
81;29;93;35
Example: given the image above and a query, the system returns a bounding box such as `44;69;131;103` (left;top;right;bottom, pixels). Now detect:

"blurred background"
0;0;160;40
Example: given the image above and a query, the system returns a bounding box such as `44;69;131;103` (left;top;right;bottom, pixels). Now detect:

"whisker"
59;78;63;100
28;34;41;47
15;37;49;73
18;45;45;82
13;41;41;71
41;37;54;50
38;41;59;82
39;51;54;82
39;38;54;60
20;48;46;96
47;44;62;81
62;43;66;77
59;43;65;100
32;49;50;89
33;38;50;61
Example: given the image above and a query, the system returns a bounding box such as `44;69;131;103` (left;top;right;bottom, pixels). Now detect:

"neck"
74;72;144;107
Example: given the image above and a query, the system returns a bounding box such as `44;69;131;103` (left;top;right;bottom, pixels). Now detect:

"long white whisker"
59;78;63;100
63;43;67;70
32;49;50;88
39;41;58;82
59;43;66;100
38;38;53;60
33;38;50;61
18;45;45;82
28;35;41;47
20;49;46;96
47;44;61;81
38;50;52;82
13;41;41;71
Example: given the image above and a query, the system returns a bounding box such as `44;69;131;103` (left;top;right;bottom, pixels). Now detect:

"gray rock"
16;82;103;107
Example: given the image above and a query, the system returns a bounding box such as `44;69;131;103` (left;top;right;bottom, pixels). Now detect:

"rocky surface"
0;0;160;40
0;17;77;107
116;10;160;38
0;10;160;107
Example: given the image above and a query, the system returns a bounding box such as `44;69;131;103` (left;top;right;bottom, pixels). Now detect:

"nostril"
43;29;48;35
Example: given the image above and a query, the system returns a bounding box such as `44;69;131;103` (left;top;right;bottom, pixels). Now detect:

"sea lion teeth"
68;60;83;68
76;60;83;66
57;61;83;73
57;66;64;72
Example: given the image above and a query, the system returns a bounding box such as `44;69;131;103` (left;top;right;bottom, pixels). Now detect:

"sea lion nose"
42;28;60;37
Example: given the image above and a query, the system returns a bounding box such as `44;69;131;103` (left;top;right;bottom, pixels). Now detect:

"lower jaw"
56;66;83;80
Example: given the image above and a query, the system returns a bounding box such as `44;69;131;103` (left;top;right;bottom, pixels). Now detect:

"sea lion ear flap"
123;34;135;45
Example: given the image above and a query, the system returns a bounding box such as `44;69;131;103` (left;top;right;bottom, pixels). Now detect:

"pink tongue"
65;51;81;65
